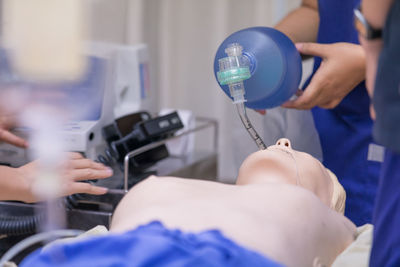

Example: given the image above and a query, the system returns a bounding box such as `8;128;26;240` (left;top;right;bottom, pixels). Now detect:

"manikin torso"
111;139;356;267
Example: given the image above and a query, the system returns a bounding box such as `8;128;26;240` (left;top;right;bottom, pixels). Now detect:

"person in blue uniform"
270;0;382;226
358;0;400;265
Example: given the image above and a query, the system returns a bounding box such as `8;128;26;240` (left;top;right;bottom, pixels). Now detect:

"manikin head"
237;138;346;214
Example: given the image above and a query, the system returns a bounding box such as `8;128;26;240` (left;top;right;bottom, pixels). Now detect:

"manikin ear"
327;169;346;215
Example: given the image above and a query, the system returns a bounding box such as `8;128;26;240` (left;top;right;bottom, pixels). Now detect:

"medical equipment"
216;43;266;150
102;111;184;173
214;27;302;149
62;42;158;160
0;43;218;263
0;43;155;235
0;43;157;167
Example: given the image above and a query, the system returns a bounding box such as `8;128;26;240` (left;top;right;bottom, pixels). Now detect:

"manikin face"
237;138;333;207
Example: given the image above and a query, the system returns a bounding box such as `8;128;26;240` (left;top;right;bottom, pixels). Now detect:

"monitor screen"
0;49;106;121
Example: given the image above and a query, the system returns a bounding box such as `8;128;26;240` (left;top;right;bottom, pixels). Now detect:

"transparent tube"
235;102;266;150
0;229;83;265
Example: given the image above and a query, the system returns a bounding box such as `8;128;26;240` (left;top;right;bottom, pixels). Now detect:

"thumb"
296;42;330;58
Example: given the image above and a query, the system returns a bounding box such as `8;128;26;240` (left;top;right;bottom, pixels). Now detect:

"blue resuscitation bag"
214;27;302;109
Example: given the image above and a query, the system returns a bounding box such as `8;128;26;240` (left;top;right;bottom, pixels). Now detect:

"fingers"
282;69;327;109
67;182;108;195
282;85;321;109
0;129;28;148
64;154;113;181
296;42;330;58
254;90;302;113
67;167;113;181
67;152;84;160
281;89;304;109
68;158;109;170
318;99;341;109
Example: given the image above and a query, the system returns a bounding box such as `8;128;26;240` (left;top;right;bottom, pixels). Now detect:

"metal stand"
123;117;218;192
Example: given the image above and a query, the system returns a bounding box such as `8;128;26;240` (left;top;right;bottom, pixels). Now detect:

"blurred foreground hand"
16;152;113;203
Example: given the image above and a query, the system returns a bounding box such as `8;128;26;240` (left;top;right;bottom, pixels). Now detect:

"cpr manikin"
110;138;356;267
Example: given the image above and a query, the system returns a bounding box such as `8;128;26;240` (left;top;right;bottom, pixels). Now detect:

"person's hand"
254;90;303;115
0;115;28;148
282;42;366;110
16;152;113;203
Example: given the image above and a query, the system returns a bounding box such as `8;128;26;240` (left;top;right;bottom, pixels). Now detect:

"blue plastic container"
214;27;302;109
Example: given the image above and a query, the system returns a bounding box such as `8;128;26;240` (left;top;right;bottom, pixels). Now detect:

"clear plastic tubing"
0;229;83;265
235;102;267;150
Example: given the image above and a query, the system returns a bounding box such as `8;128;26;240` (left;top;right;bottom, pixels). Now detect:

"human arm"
358;0;393;119
360;0;394;96
362;0;393;29
259;0;366;111
0;152;113;203
275;0;367;110
275;0;319;43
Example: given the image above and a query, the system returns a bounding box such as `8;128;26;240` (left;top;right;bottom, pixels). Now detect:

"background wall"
88;0;318;182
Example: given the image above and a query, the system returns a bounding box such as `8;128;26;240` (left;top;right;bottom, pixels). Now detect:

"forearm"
275;0;319;43
362;0;394;29
0;166;28;202
360;0;394;97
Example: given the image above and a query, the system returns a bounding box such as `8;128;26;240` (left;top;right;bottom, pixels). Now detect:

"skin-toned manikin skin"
111;138;356;267
237;138;334;208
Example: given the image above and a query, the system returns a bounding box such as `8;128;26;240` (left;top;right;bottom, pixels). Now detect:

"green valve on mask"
217;67;251;85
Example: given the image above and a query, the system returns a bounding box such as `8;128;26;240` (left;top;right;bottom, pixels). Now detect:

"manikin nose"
276;138;292;148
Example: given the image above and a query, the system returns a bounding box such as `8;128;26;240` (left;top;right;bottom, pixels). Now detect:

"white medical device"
0;43;157;167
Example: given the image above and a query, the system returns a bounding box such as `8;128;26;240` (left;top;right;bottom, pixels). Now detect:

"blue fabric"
370;1;400;266
372;0;400;153
370;150;400;267
20;221;284;267
304;0;381;225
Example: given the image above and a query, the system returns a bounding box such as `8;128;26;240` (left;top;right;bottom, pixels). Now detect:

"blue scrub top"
304;0;381;225
370;1;400;265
